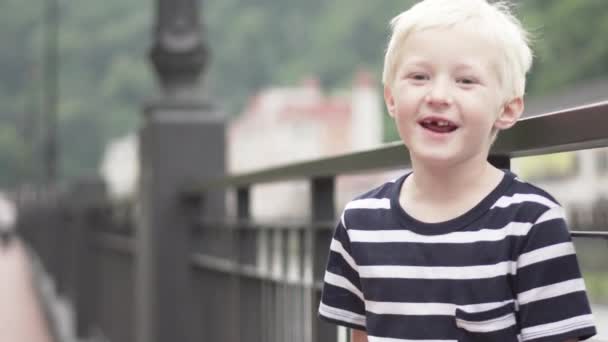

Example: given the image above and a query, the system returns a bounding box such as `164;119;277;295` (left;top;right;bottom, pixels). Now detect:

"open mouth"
419;118;458;134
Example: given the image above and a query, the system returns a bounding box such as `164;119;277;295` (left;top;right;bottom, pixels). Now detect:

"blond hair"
382;0;533;101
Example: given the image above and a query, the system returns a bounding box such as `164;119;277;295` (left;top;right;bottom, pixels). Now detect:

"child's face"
384;25;522;168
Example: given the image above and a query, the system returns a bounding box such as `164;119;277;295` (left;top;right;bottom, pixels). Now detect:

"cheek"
394;95;418;116
466;98;501;125
390;112;406;133
393;116;416;145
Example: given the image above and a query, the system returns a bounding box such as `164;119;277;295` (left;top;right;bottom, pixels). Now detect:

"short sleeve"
318;216;366;330
515;205;597;342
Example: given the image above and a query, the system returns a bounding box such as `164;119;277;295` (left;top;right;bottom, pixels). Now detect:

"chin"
412;152;458;166
411;149;479;168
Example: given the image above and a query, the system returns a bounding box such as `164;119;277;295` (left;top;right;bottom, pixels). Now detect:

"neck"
407;156;501;203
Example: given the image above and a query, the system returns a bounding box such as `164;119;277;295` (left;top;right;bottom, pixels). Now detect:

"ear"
494;97;524;130
384;85;396;118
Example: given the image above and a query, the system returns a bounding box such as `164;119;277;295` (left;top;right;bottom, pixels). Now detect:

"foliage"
0;0;153;185
0;0;607;186
583;272;608;305
519;0;608;95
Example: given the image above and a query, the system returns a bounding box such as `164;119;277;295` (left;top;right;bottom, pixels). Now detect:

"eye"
408;73;429;81
457;77;477;85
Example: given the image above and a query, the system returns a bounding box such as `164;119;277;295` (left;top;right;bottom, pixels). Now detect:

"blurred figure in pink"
0;238;53;342
0;194;53;342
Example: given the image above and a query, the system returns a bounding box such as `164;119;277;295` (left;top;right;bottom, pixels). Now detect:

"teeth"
437;121;449;127
422;119;451;126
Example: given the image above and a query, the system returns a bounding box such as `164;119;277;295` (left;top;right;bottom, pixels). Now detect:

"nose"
424;77;452;107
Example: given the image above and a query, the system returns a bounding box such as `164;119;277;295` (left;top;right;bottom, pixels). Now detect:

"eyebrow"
401;58;481;70
453;62;487;72
400;58;431;68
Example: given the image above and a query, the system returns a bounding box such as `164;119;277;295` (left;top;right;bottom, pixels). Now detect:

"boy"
318;0;597;341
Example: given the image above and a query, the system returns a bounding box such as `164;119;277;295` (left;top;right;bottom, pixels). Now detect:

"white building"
228;70;386;220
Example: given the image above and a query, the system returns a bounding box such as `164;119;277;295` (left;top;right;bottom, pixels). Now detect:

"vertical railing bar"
235;187;250;342
272;228;279;342
259;228;269;342
273;228;281;342
293;228;303;342
302;226;313;342
310;176;338;342
281;229;288;342
488;154;511;171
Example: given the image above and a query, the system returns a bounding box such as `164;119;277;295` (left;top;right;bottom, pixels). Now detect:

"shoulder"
497;173;571;243
340;174;405;228
509;173;561;204
352;174;403;201
494;172;563;219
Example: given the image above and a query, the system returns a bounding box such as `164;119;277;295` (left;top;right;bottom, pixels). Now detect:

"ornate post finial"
149;0;208;96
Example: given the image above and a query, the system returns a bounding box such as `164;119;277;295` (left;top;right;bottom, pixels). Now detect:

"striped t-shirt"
319;170;597;342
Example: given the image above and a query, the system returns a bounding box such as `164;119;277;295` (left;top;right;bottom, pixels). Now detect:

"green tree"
1;0;607;187
520;0;608;95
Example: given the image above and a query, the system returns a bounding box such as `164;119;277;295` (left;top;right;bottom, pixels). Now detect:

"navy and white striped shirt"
319;170;597;341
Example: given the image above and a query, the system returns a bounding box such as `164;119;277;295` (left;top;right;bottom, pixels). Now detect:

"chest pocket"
455;302;519;342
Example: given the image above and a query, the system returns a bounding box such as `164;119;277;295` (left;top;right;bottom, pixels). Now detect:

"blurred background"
1;0;607;185
1;0;607;341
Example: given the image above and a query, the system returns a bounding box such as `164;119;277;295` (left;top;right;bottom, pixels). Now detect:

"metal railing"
16;100;608;342
183;100;608;342
192;101;608;189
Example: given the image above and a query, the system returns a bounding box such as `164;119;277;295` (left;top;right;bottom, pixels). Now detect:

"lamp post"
149;0;208;99
150;0;207;100
135;0;226;341
43;0;59;185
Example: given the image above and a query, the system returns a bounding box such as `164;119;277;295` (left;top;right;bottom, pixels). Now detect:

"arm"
514;205;596;341
318;218;367;331
352;329;368;342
